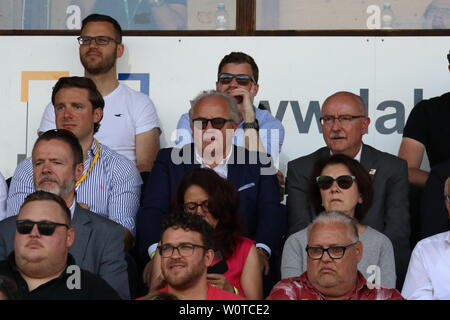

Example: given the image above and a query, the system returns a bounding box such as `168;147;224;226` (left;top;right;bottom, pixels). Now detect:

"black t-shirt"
403;92;450;168
0;253;120;300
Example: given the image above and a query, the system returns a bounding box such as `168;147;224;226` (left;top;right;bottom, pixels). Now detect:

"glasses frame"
184;200;209;214
16;219;69;236
77;36;120;46
158;242;209;258
217;73;256;86
192;117;234;130
305;242;358;260
320;115;366;126
316;175;356;190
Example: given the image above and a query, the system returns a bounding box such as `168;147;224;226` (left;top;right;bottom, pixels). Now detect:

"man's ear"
116;43;124;58
355;241;363;263
74;163;84;182
251;82;259;96
66;228;75;248
204;249;214;267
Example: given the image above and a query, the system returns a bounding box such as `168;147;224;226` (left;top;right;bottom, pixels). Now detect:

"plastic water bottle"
381;3;395;29
215;2;229;30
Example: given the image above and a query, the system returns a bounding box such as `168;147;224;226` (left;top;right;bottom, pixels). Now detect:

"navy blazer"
0;204;129;299
136;143;286;259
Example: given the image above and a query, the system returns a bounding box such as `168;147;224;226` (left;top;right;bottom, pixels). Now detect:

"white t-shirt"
0;172;7;221
38;84;160;163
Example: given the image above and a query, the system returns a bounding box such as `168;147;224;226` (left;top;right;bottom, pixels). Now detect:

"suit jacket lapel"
70;204;92;265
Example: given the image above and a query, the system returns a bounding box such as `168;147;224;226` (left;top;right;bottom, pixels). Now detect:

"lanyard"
75;139;101;188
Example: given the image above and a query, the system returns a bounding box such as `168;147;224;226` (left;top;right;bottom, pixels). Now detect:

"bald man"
286;91;410;289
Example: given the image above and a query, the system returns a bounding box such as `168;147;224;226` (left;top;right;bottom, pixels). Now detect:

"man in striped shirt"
7;76;142;251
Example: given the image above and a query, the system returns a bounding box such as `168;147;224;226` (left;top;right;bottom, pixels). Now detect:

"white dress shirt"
402;231;450;300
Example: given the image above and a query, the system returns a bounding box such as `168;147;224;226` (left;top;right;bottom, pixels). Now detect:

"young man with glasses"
137;90;285;294
38;14;161;173
153;212;244;300
286;91;410;289
268;211;403;300
0;191;120;300
175;51;285;162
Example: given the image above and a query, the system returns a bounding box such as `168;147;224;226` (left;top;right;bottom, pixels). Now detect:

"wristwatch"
243;119;259;131
148;0;165;7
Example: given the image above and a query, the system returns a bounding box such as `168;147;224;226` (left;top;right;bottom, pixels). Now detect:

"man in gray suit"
286;91;410;289
0;129;129;299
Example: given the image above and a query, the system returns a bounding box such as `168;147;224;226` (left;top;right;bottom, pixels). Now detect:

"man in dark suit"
286;91;410;289
137;90;286;285
0;129;129;299
420;161;450;238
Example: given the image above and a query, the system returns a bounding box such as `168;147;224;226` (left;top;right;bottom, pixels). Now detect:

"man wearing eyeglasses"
1;129;130;299
175;51;285;163
286;91;410;289
149;212;244;300
137;90;285;295
38;14;161;174
267;211;403;300
0;191;120;300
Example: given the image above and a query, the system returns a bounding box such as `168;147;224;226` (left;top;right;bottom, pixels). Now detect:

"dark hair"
81;14;123;43
35;129;83;166
162;211;214;251
172;168;243;260
218;52;259;83
309;154;373;221
20;191;71;226
0;276;18;300
51;76;104;134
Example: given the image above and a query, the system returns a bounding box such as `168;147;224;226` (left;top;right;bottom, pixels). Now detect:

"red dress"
223;236;255;298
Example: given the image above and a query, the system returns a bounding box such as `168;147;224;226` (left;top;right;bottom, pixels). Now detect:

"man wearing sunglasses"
37;13;161;174
137;90;285;295
175;52;284;162
286;91;410;289
151;212;244;300
0;191;120;299
1;129;130;299
268;211;403;300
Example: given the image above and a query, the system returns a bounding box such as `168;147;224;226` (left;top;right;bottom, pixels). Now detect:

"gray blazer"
286;144;411;287
0;204;129;299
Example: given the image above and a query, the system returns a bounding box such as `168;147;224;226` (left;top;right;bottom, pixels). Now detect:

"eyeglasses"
320;115;366;126
306;242;358;260
77;36;120;46
16;220;69;236
217;73;256;86
184;200;209;214
192;117;234;130
158;243;209;258
316;175;356;190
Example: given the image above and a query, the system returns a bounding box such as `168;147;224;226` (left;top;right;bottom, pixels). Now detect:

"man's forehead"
19;200;61;219
322;95;363;115
193;98;229;117
81;21;116;36
162;227;202;244
220;62;253;75
308;222;351;245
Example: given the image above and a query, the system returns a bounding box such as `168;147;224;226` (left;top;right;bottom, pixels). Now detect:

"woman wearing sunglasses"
281;154;396;288
146;168;263;299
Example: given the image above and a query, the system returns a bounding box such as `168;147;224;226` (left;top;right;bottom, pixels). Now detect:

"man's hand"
257;248;270;276
207;273;234;293
143;258;166;291
227;87;255;122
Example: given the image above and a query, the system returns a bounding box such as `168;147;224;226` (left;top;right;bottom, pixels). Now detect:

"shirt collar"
330;144;363;161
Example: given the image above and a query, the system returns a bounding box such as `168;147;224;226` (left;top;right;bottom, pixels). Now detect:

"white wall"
0;36;448;178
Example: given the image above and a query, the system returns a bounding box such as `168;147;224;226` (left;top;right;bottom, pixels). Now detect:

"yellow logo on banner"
21;71;69;102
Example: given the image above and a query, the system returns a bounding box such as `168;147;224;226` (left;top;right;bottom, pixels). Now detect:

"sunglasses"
316;175;356;190
16;220;69;236
192;117;234;130
217;73;255;86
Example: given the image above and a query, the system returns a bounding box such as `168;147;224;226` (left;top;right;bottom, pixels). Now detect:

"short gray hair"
307;211;359;243
445;177;450;196
189;90;241;124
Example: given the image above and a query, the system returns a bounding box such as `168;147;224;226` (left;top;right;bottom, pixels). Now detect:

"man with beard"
175;52;284;163
285;91;410;289
267;211;403;300
0;191;120;300
155;212;244;300
137;90;285;295
38;14;161;173
7;77;142;255
0;129;129;299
